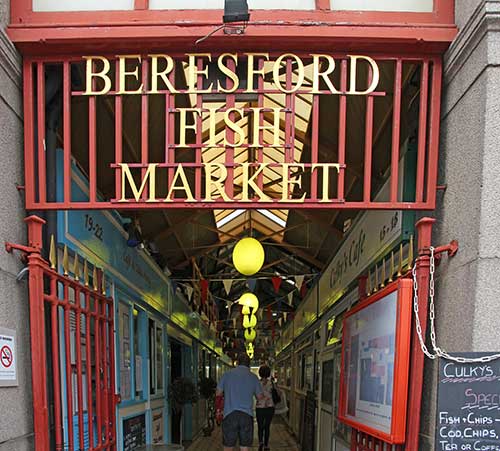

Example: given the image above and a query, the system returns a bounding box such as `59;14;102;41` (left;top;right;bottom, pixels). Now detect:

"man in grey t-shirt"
216;353;264;451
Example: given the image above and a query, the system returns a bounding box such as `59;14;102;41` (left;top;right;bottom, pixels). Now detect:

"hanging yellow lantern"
232;237;265;276
245;328;257;342
239;293;259;314
243;314;257;329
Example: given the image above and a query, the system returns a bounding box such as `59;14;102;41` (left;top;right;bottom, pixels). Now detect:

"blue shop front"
54;154;230;448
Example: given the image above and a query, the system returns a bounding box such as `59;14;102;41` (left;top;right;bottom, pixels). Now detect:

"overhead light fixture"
223;0;250;24
233;238;265;276
195;0;250;44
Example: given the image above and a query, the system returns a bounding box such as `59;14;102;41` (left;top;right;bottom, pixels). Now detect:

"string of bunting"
172;274;313;348
171;273;319;283
174;273;319;304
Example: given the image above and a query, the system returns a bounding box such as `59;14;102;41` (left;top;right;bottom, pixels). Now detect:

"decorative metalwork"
397;243;403;277
73;253;80;281
83;259;89;287
22;54;443;211
92;266;98;291
49;235;57;269
407;234;414;271
389;251;395;283
62;245;69;276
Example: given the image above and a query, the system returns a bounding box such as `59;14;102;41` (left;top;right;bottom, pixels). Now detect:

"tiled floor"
187;416;300;451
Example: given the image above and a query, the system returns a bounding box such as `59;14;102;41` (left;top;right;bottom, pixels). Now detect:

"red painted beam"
10;0;455;28
8;25;457;56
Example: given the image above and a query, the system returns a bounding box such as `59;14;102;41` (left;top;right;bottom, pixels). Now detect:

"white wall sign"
0;327;18;387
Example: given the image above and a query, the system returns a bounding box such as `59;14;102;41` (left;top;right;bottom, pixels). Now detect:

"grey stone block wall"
0;0;33;450
420;0;500;448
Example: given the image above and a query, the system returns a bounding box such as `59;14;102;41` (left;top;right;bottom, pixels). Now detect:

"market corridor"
187;417;300;451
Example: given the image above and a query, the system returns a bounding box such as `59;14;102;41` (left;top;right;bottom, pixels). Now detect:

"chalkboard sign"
436;354;500;451
301;391;316;451
123;414;146;451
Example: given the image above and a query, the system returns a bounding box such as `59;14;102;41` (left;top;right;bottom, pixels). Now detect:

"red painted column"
25;216;50;451
405;217;436;450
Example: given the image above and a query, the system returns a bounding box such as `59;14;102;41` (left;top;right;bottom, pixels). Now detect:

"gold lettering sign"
84;52;379;206
83;53;380;96
117;163;342;204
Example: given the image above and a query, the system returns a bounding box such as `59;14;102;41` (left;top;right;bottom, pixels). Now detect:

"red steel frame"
22;53;443;211
338;279;413;445
6;217;118;451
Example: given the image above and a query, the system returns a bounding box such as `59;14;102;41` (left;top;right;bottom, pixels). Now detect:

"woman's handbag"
271;382;281;405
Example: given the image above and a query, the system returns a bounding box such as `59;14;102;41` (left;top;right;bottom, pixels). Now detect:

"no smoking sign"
1;345;13;368
0;328;17;386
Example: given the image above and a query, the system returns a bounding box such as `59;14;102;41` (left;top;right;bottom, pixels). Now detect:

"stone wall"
0;1;33;450
420;0;500;448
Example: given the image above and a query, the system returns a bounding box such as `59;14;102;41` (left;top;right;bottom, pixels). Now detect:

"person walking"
216;353;264;451
256;365;276;451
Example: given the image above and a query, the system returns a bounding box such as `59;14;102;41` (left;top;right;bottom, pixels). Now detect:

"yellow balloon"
245;328;256;342
232;238;265;276
239;293;259;314
243;314;257;329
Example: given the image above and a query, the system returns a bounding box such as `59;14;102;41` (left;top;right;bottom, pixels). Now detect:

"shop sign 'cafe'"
83;53;381;205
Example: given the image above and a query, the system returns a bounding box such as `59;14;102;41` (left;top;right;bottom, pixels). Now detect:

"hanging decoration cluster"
238;292;259;358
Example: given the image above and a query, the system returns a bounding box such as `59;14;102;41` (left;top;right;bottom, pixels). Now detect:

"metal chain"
413;246;500;363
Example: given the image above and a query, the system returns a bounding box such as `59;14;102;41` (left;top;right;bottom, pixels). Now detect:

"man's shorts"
222;410;254;447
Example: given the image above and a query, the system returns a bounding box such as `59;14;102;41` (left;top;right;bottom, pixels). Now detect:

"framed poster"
152;408;165;444
123;414;146;451
338;279;412;444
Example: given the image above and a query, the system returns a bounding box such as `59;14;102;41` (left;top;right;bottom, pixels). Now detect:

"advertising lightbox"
338;279;412;444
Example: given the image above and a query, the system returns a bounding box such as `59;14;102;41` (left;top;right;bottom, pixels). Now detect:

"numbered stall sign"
0;328;17;387
436;354;500;451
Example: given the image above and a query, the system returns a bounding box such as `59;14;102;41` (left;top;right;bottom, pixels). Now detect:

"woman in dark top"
256;365;275;451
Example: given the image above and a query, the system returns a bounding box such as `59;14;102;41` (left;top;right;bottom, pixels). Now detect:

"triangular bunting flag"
233;329;237;337
300;282;308;298
278;318;283;328
295;275;305;291
200;279;209;305
223;279;233;295
247;278;257;292
284;312;288;322
186;285;194;301
272;276;282;293
288;291;294;306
